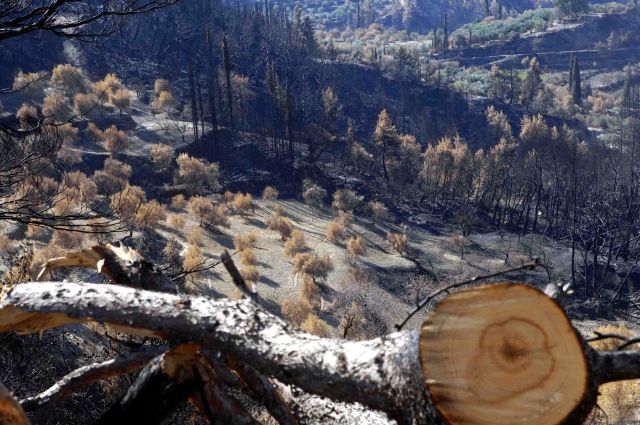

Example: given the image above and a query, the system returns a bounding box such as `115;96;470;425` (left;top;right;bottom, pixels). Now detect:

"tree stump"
419;283;589;425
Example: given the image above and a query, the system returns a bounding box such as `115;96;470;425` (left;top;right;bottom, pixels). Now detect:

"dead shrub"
92;73;122;103
367;201;390;224
267;213;292;241
150;144;175;169
51;64;85;95
387;231;408;255
183;244;204;278
109;89;131;115
154;79;170;95
240;248;258;267
12;70;46;99
300;273;321;306
171;194;187;210
167;213;186;230
300;314;331;337
135;200;167;230
63;171;97;202
234;233;257;251
86;122;104;143
332;189;362;212
187;227;204;247
174;153;220;195
110;185;146;219
16;103;38;129
42;92;71;123
284;229;306;257
152;90;176;113
188;196;228;229
73;93;98;117
302;180;327;208
326;219;347;244
293;253;333;282
0;235;15;255
103;125;128;154
162;238;182;272
262;186;279;201
347;235;367;257
281;297;313;327
231;193;254;216
239;264;259;284
224;191;235;203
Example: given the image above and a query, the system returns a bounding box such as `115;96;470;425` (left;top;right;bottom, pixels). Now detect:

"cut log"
420;283;590;425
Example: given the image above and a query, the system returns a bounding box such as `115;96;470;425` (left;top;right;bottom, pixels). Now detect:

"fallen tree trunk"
0;281;638;424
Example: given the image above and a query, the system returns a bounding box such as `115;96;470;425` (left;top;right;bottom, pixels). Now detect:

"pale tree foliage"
174;153;220;195
12;70;47;99
347;235;367;257
231;193;254;216
373;110;421;188
302;179;327;208
262;186;279;201
85;122;104;143
267;207;293;241
92;158;132;195
234;232;257;251
110;185;146;221
293;253;334;283
387;230;409;255
152;90;176;114
50;64;85;95
16;104;38;129
154;79;170;94
150;144;175;169
42;92;71;123
367;201;390;224
135;200;167;230
284;229;306;257
332;189;363;212
110;89;131;115
92;73;123;104
187;196;229;229
73;93;99;117
103;125;128;154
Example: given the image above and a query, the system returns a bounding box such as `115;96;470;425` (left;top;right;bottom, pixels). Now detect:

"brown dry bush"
367;201;390;224
188;196;214;226
73;93;98;117
326;219;347;244
174;153;220;195
588;324;640;424
234;233;257;252
262;186;279;201
171;194;187;210
187;227;204;247
152;90;176;113
231;193;254;216
284;229;306;257
93;158;131;195
302;180;327;208
267;212;292;241
154;79;170;94
109;89;131;115
63;171;97;202
110;185;146;219
16;103;38;129
387;231;408;255
239;264;259;283
224;191;235;203
162;238;182;271
42;92;71;122
183;244;204;275
332;189;363;212
281;297;313;327
25;224;48;240
300;273;321;306
135;200;167;230
347;235;367;257
300;314;331;337
240;248;258;267
92;73;122;103
150;144;175;169
57;145;82;166
12;70;47;99
292;253;333;282
51;64;85;94
85;122;104;143
103;125;128;154
166;213;186;230
0;235;15;255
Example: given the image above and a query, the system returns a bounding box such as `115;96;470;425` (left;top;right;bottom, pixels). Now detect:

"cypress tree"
443;13;448;53
571;56;581;106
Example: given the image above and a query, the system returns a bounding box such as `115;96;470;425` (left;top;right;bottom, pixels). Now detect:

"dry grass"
347;235;367;257
589;324;640;424
300;314;331;337
284;229;306;257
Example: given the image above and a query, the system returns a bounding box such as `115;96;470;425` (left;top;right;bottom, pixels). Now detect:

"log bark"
0;282;432;424
2;281;640;425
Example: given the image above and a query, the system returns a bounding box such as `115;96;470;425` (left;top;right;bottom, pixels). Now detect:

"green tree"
554;0;589;16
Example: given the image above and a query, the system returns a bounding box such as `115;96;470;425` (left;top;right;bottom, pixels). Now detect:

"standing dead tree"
1;246;640;424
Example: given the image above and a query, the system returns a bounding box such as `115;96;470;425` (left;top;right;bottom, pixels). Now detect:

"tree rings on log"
419;283;588;425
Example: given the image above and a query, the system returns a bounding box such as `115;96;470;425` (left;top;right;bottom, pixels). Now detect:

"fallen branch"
20;346;166;412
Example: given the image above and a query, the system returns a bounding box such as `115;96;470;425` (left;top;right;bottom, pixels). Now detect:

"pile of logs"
0;243;639;424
